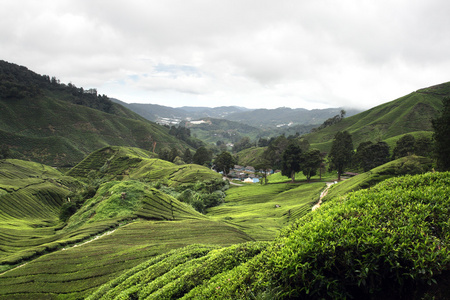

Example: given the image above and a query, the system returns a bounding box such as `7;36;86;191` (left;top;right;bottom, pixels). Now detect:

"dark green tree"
414;136;433;158
233;136;253;153
183;148;193;164
0;145;10;159
281;141;303;182
302;149;323;182
213;151;235;176
432;97;450;170
328;131;354;181
255;158;271;185
392;134;415;159
263;135;289;170
357;141;390;172
169;147;179;163
158;148;171;161
193;146;212;166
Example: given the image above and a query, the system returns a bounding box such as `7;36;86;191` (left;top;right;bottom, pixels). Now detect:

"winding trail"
312;182;336;211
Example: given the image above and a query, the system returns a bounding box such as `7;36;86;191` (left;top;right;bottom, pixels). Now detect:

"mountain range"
1;59;449;299
112;98;361;128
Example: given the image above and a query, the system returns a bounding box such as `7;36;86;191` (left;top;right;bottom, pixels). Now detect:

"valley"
0;60;450;299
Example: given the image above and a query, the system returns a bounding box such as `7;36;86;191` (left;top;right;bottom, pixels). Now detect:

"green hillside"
303;82;448;152
0;149;253;298
77;171;450;300
184;117;261;145
0;60;190;167
67;146;222;185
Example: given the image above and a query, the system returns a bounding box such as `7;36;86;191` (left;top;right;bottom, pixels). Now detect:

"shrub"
261;172;450;299
59;202;77;222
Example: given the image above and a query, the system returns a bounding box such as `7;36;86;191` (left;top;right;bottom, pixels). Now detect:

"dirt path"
312;182;336;211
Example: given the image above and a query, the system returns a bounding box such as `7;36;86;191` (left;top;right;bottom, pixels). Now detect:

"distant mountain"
225;107;361;128
0;60;190;166
112;99;252;125
304;81;449;152
112;99;361;128
183;117;261;145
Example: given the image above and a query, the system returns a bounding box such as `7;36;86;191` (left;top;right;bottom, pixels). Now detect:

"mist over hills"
112;98;361;128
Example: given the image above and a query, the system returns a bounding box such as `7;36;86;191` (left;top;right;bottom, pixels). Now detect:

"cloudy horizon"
2;0;450;110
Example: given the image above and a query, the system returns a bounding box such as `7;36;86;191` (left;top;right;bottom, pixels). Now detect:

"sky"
1;0;450;110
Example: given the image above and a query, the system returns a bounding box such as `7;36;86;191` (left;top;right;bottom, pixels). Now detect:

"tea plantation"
0;149;449;299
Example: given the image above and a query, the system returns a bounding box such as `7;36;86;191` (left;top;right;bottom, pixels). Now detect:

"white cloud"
1;0;449;110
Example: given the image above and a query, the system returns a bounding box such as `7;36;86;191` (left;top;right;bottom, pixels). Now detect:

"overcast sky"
1;0;450;110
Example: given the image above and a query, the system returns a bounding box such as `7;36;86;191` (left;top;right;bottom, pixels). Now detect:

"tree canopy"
213;151;235;176
301;149;323;182
328;131;354;181
432;97;450;170
193;146;212;166
392;134;416;160
357;141;390;172
281;141;303;182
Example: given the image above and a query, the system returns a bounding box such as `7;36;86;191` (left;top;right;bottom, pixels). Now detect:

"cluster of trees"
166;125;204;149
0;60;114;114
311;110;346;132
160;96;450;184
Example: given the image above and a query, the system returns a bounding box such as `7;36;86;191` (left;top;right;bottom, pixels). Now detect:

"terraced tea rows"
0;219;253;299
207;182;325;240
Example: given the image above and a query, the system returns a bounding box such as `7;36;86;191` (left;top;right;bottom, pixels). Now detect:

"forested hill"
303;81;449;152
0;60;190;166
0;60;145;121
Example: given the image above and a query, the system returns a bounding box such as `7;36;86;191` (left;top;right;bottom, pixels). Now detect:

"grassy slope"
303;83;448;152
0;96;188;167
67;146;221;185
322;155;433;202
206;182;325;240
0;159;82;267
187;118;261;145
0;148;253;299
235;147;266;166
81;172;450;300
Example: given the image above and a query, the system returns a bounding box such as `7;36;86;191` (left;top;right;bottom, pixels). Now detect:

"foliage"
392;133;416;159
328;131;354;180
193;146;212;166
0;60;193;167
258;172;450;299
0;219;253;299
432;96;450;170
0;145;9;159
311;109;346;132
323;155;433;202
183;148;193;164
304;83;447;153
168;125;204;149
356;141;391;172
186;172;450;300
207;182;324;240
281;141;303;182
213;151;235;176
301;149;323;181
233;136;254;153
262;135;289;170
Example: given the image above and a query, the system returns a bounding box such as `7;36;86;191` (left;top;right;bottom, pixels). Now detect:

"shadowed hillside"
0;60;191;167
